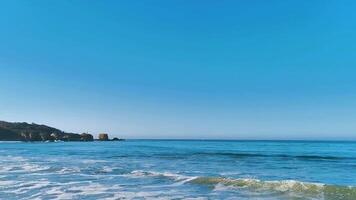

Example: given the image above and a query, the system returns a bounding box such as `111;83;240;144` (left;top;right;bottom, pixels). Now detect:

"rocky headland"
0;121;122;142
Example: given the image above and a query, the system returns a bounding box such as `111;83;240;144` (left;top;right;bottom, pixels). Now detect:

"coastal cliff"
0;121;94;142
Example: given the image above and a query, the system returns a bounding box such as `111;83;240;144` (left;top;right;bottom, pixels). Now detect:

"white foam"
21;163;50;172
173;176;198;186
57;167;81;174
0;162;50;174
0;165;17;173
0;180;18;186
10;180;51;194
45;182;123;200
213;183;234;191
125;170;199;187
101;166;114;173
0;155;28;162
81;159;108;164
107;191;186;200
128;170;193;181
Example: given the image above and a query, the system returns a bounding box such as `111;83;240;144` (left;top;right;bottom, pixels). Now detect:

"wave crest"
190;177;356;199
126;170;356;199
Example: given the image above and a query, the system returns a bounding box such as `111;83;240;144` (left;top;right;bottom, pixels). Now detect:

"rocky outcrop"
98;133;109;141
39;132;54;141
80;133;94;141
0;120;126;142
50;133;61;140
0;121;94;142
112;137;124;141
0;127;23;141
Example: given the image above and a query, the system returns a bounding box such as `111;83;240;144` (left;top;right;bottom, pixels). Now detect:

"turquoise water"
1;140;356;199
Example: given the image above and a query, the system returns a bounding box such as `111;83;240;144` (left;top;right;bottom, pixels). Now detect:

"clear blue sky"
1;1;356;139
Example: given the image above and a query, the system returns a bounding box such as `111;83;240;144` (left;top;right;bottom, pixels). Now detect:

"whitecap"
0;180;18;186
101;166;114;173
45;182;122;200
81;159;108;164
10;180;51;194
57;167;81;174
21;163;50;172
126;170;198;186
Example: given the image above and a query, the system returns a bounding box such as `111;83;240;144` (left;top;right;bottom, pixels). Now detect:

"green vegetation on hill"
0;121;93;142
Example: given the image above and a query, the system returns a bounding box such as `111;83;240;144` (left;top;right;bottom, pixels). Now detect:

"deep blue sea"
1;140;356;200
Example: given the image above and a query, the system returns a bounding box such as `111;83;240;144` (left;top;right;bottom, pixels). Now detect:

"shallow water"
1;140;356;199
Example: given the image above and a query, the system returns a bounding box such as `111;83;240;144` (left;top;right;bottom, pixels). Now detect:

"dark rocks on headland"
0;120;124;142
50;133;61;141
80;133;94;141
0;120;94;142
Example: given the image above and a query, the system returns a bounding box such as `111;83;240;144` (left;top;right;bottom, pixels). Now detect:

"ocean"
1;140;356;200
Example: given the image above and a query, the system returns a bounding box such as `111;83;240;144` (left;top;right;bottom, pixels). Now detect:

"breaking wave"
126;170;356;199
192;177;356;199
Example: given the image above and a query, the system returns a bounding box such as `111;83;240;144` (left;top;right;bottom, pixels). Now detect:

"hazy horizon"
1;1;356;140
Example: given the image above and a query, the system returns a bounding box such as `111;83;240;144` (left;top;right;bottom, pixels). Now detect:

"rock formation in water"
112;137;125;141
98;133;109;141
0;120;94;142
80;133;94;141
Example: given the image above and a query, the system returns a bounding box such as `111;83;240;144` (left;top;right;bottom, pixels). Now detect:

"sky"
1;0;356;140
